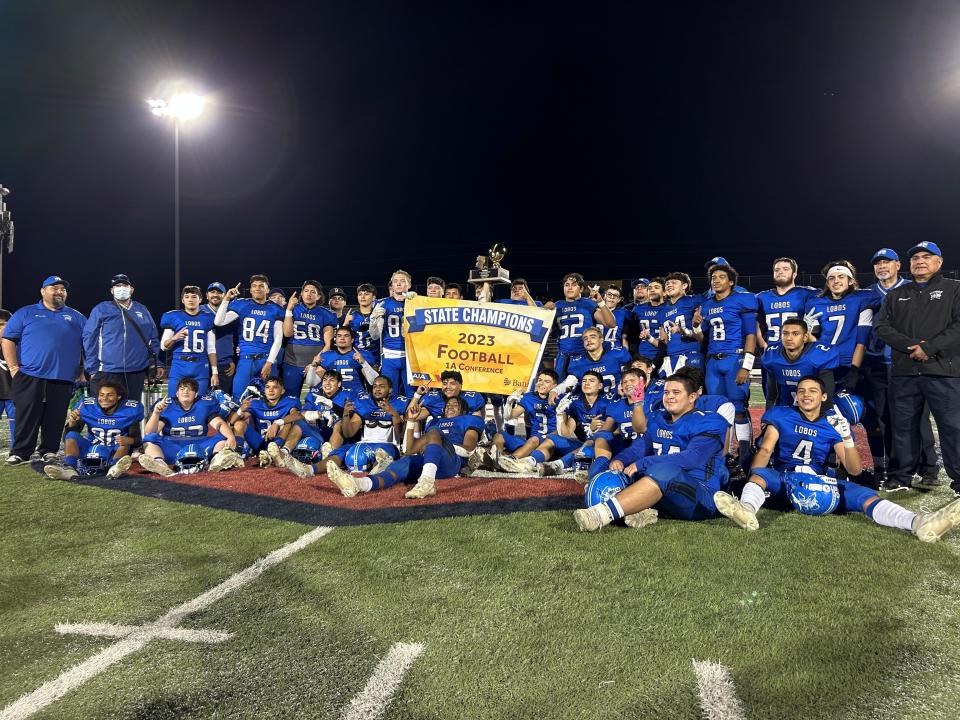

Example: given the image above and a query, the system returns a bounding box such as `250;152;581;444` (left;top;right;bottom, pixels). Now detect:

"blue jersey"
637;409;729;483
374;297;407;354
424;413;485;446
2;302;86;381
157;396;222;438
803;290;874;366
632;302;664;351
864;279;905;367
659;296;701;356
701;291;758;355
318;348;376;395
498;298;544;307
247;395;302;436
565;347;632;395
695;395;735;426
352;392;410;444
644;378;666;415
303;387;352;438
77;397;144;445
762;343;839;406
554;298;599;355
756;286;817;345
287;304;338;349
227;299;284;356
160;310;216;360
601;307;629;351
565;393;615;440
347;309;381;358
518;392;557;438
604;397;638;442
761;405;842;473
201;304;236;365
422;389;486;418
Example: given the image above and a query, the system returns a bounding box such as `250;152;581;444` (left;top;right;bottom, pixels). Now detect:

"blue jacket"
82;300;160;375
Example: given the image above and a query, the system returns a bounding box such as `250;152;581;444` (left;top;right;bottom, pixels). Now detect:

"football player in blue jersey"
599;285;629;351
712;376;960;542
556;326;632;397
497;278;541;308
574;373;731;531
305;326;378;397
298;369;351;448
550;273;616;377
701;257;751;298
632;277;665;357
700;263;758;471
762;317;838;408
234;376;304;468
160;285;219;397
280;281;337;396
343;283;381;359
655;272;703;377
139;377;240;476
201;282;237;388
408;369;486;422
215;275;285;397
369;269;415;397
44;380;144;480
580;367;647;482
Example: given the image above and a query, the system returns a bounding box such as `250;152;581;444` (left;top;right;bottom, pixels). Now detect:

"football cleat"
284;453;315;478
714;491;759;531
573;468;590;485
326;463;360;497
498;455;536;474
320;441;334;460
267;442;285;468
623;509;659;529
258;450;272;468
405;476;436;499
209;448;238;473
138;454;175;477
44;464;78;481
573;506;607;532
371;448;394;475
913;498;960;543
538;460;566;477
106;455;133;479
462;447;486;477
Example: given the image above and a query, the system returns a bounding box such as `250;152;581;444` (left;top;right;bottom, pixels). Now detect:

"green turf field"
2;461;959;719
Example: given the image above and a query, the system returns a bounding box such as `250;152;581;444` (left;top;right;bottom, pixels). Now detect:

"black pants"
888;375;958;488
10;373;74;459
91;370;147;405
866;365;938;473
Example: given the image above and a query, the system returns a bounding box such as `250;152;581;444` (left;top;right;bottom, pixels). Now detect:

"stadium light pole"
146;91;206;305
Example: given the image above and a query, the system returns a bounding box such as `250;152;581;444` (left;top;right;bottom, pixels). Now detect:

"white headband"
826;265;854;280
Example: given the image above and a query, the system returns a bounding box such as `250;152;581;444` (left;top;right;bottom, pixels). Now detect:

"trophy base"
468;268;511;285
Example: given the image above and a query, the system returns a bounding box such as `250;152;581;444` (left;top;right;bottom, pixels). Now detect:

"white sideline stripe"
0;525;334;720
692;659;745;720
55;623;233;643
339;642;426;720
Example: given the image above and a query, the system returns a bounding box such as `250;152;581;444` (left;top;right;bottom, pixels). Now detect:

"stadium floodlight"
146;87;208;304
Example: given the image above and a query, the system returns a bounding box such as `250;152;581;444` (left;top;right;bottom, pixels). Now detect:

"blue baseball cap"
704;256;729;269
110;273;133;287
871;248;899;264
207;282;226;293
908;241;942;258
41;275;69;289
632;277;650;287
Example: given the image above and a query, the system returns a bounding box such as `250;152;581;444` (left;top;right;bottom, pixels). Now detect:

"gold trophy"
468;243;511;285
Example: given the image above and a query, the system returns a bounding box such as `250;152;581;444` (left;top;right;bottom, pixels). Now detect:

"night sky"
2;0;960;315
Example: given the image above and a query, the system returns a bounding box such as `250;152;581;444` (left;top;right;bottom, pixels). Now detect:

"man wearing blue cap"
201;282;237;387
865;249;939;489
1;276;86;466
877;242;960;497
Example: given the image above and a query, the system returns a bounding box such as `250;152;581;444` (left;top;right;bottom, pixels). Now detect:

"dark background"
2;0;960;315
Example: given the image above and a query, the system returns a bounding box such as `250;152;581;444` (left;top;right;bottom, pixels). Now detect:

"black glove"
841;366;860;393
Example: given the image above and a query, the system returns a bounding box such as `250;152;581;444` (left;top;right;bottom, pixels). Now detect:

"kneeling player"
44;380;144;480
325;396;483;499
139;378;240;476
574;374;730;531
712;376;960;541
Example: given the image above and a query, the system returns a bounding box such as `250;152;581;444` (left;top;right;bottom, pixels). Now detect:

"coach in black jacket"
876;241;960;496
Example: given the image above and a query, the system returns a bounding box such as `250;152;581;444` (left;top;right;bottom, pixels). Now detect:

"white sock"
357;476;373;492
735;421;752;442
870;499;916;532
740;482;766;513
420;463;438;481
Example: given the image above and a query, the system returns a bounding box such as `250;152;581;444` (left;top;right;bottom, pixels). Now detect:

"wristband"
842;437;855;448
211;368;218;375
285;310;293;318
740;353;755;371
412;431;421;439
273;419;284;427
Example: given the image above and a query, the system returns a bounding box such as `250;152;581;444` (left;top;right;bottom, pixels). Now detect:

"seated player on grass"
469;369;560;474
323;395;483;500
581;367;647;483
574;373;731;532
232;376;303;468
44;380;144;480
711;375;960;542
407;370;486;423
139;377;240;476
283;375;409;479
762;317;838;408
499;371;614;476
297;369;352;457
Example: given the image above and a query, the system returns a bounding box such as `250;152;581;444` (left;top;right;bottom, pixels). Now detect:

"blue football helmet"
212;389;239;415
832;391;864;426
784;471;840;516
238;380;264;404
343;442;378;473
175;443;209;474
78;444;113;477
292;436;321;464
584;470;628;508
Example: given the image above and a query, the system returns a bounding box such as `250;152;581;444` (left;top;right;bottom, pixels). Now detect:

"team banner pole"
404;296;556;394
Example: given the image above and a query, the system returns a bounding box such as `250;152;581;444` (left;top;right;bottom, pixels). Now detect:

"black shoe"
913;471;945;489
853;470;879;491
4;455;27;466
881;479;911;493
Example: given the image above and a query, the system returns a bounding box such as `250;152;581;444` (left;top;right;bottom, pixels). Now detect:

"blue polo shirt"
2;302;87;381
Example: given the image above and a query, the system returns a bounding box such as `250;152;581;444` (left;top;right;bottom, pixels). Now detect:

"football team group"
1;241;959;542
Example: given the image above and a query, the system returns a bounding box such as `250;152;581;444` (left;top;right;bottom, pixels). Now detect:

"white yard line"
56;623;233;643
1;526;334;720
692;659;746;720
340;642;426;720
